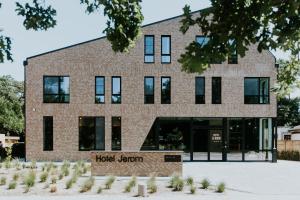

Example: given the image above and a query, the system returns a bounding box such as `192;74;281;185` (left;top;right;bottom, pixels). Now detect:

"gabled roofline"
25;7;211;61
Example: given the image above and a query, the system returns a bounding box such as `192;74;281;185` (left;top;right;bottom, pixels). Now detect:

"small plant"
201;178;210;189
13;173;20;181
169;174;180;188
190;185;196;194
30;160;37;169
216;182;225;193
186;177;194;186
61;166;69;177
172;177;184;191
105;176;116;189
58;173;64;180
8;181;17;190
40;171;48;183
124;176;137;192
124;184;132;193
50;184;57;193
147;180;157;193
13;159;21;170
65;178;73;189
51;176;57;184
24;170;36;188
24;186;30;193
80;176;95;193
0;177;7;185
4;158;11;169
97;186;103;194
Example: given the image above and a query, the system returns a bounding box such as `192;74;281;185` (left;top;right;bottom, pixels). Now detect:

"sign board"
91;151;182;176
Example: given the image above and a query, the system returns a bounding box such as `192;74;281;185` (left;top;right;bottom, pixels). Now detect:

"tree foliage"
277;97;300;127
0;76;24;135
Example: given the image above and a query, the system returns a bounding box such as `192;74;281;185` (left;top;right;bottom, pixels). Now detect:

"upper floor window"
195;77;205;104
161;77;171;104
196;36;221;64
244;77;269;104
43;76;69;103
228;39;238;64
95;76;105;104
112;76;121;104
144;76;154;104
112;117;121;151
212;77;221;104
144;35;154;63
161;35;171;63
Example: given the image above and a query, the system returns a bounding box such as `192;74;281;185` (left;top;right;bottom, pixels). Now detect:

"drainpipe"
272;63;280;163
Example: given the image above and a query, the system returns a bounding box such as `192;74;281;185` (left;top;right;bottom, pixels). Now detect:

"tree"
277;97;300;127
0;76;24;135
1;1;300;95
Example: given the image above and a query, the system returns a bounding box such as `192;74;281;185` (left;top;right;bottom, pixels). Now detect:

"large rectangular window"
43;116;53;151
144;35;154;63
212;77;221;104
79;117;105;151
195;77;205;104
228;39;238;64
144;76;154;104
95;76;105;103
244;77;269;104
112;117;121;151
161;35;171;63
111;76;121;104
161;77;171;104
43;76;70;103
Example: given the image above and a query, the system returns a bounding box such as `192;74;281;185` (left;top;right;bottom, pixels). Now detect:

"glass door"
192;129;208;161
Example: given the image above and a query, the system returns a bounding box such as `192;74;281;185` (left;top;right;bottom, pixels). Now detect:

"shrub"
8;181;17;190
124;184;132;193
169;174;180;188
147;180;157;193
13;173;19;181
129;176;137;187
30;160;37;169
172;177;184;191
0;177;7;185
278;150;300;161
24;170;36;188
65;178;73;189
51;176;57;184
201;178;210;189
61;166;69;177
97;186;103;194
11;143;25;159
80;176;95;193
105;176;116;189
190;185;196;194
186;177;194;186
216;182;225;193
50;184;57;193
40;172;48;183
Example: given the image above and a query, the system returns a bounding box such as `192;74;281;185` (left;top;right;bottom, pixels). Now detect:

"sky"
0;0;297;97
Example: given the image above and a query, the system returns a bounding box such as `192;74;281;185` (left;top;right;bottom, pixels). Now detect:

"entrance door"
192;129;208;160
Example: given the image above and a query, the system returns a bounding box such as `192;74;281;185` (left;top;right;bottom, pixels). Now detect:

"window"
112;117;121;151
212;77;221;104
43;116;53;151
161;35;171;63
195;77;205;104
112;77;121;104
161;77;171;104
228;39;238;64
79;117;105;151
244;78;269;104
43;76;70;103
144;35;154;63
95;76;105;103
196;36;221;64
144;77;154;104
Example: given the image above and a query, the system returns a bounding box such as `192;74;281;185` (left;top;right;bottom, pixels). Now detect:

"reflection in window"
95;76;105;103
43;76;70;103
228;39;238;64
161;36;171;63
43;116;53;151
144;77;154;104
112;117;121;150
196;36;210;46
195;77;205;104
212;77;221;104
244;78;269;104
112;77;121;104
79;117;105;151
144;35;154;63
161;77;171;104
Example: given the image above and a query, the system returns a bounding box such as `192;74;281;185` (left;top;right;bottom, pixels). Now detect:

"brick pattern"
25;12;277;161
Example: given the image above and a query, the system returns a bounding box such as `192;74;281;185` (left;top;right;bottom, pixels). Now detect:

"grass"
147;175;157;194
4;159;11;169
169;175;184;191
30;160;37;169
186;177;194;186
201;178;210;189
216;182;225;193
80;176;95;193
65;178;74;189
8;181;17;190
24;170;36;188
97;186;103;194
13;173;20;182
0;177;6;185
124;176;137;193
169;174;180;188
39;172;48;183
105;176;116;189
190;185;196;194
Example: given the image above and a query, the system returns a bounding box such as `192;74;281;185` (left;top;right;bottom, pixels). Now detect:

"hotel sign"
91;151;182;176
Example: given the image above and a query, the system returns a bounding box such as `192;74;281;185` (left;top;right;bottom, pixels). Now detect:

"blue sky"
0;0;295;95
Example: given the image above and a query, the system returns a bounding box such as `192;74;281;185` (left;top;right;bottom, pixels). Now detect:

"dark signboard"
164;155;181;162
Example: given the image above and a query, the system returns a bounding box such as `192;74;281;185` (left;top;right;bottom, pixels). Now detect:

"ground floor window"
43;116;53;151
79;117;105;151
112;117;121;151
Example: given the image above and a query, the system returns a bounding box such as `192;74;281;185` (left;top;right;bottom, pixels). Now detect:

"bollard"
138;183;147;197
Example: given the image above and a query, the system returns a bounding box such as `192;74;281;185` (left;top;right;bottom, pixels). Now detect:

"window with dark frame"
43;76;70;103
43;116;53;151
79;117;105;151
95;76;105;103
161;77;171;104
212;77;221;104
195;77;205;104
144;35;154;63
244;77;269;104
112;117;121;151
161;35;171;63
144;77;154;104
228;39;238;64
111;76;121;104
